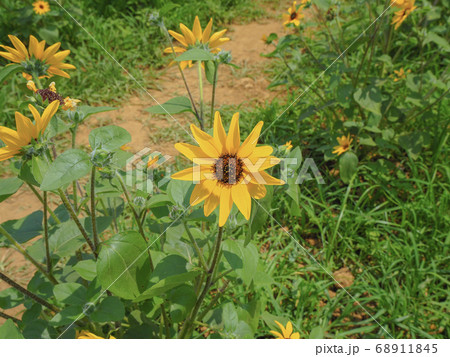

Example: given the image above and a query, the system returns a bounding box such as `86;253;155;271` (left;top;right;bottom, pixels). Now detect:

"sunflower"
0;35;76;79
282;1;307;27
172;111;284;226
0;101;59;162
164;16;229;70
270;321;300;339
33;1;50;15
332;134;353;156
391;0;417;29
76;331;116;339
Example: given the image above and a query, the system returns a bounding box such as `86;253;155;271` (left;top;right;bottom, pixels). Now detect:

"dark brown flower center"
40;5;44;9
37;89;64;105
290;12;297;20
213;154;244;185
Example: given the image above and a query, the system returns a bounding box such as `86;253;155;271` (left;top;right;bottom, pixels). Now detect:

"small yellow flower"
332;134;353;156
147;155;159;168
0;35;76;80
62;97;81;111
282;1;307;27
172;111;284;226
391;0;417;30
391;68;410;82
164;16;229;71
27;80;38;92
120;144;132;151
261;34;268;42
76;330;116;339
33;1;50;15
270;321;300;339
284;140;293;151
0;101;59;162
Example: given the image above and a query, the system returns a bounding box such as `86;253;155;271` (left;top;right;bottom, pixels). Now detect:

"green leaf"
50;306;83;326
247;186;273;245
73;260;97;281
168;285;196;323
175;48;214;62
37;26;59;44
145;96;193;115
310;326;326;339
89;125;131;151
0;288;23;309
223;240;259;285
78;106;116;121
0;177;22;203
0;319;24;339
167;179;193;207
96;231;151;300
53;283;87;306
19;157;49;186
353;86;381;115
424;32;450;52
90;296;125;323
0;211;43;244
0;64;22;83
339;151;358;184
41;149;92;191
204;61;217;85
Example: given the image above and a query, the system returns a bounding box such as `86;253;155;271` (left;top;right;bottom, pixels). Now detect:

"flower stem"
198;61;204;123
183;221;208;272
0;271;59;312
26;183;61;224
179;226;224;338
71;125;79;210
0;224;57;284
115;171;154;270
90;167;99;251
0;310;21;324
210;61;218;128
58;188;97;258
43;191;52;273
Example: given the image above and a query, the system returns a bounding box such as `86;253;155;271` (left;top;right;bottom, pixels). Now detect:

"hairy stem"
90;167;99;251
26;183;60;224
43;192;52;273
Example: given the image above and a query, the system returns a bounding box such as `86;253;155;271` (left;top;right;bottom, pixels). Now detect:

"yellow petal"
290;332;300;339
218;186;232;226
270;331;284;339
179;23;196;45
191;124;220;158
231;183;251;220
38;100;59;135
253;146;273;157
204;185;220;216
45;50;70;65
192;16;202;42
0;45;23;61
244;156;280;172
250;171;284;185
213;111;227;152
238;121;263;158
0;51;20;62
209;37;230;48
48;66;70;78
247;182;266;199
226;112;240;154
274;321;287;338
171;166;212;182
202;18;213;43
285;321;293;338
15;112;36;142
209;29;227;45
42;42;61;60
163;46;186;54
190;179;216;206
28;35;39;58
168;30;188;47
8;35;28;59
0;126;22;147
174;143;208;161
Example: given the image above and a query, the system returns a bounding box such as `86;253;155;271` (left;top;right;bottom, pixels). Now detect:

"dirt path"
0;15;286;323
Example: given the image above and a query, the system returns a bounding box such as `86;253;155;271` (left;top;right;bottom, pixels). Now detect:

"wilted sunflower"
172;111;284;226
332;134;353;156
391;0;417;29
282;1;307;27
0;101;59;162
76;331;116;339
164;16;229;70
270;321;300;339
33;1;50;15
0;35;76;80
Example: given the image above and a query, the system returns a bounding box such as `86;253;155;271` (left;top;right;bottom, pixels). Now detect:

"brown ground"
0;15;287;324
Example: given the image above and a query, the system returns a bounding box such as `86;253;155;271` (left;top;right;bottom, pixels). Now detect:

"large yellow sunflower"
172;111;284;226
0;35;76;79
282;1;307;27
33;1;50;15
164;16;229;70
0;101;59;162
391;0;417;29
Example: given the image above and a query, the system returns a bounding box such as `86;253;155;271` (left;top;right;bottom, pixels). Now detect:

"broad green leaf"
168;285;196;323
0;211;43;244
19;156;49;186
339;151;358;184
0;288;23;309
145;96;193;115
0;319;24;339
40;149;92;191
223;240;259;285
424;32;450;52
167;179;193;207
96;231;151;300
37;26;59;44
0;64;22;83
204;61;218;85
73;260;97;281
353;86;381;115
53;283;87;306
0;177;22;203
50;306;83;326
89;125;131;151
175;48;214;62
78;106;116;121
90;296;125;323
